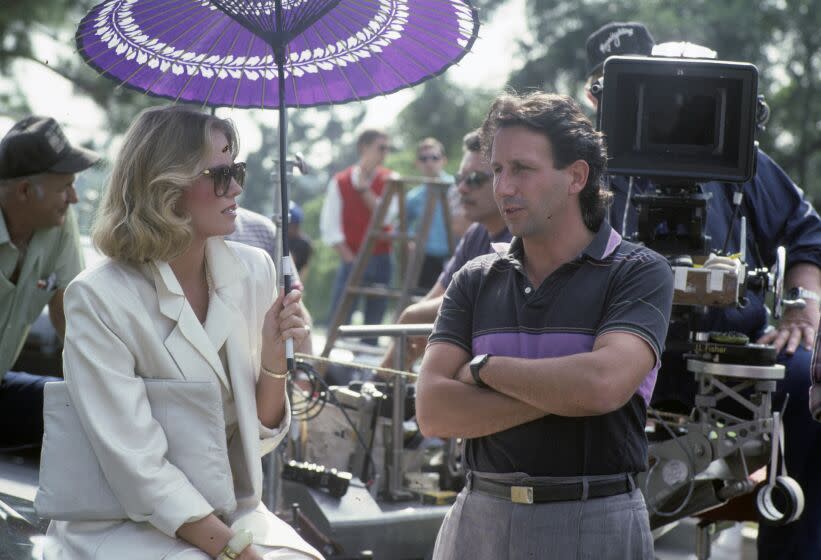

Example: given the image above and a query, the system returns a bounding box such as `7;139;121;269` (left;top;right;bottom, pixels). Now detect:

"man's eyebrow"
222;144;230;153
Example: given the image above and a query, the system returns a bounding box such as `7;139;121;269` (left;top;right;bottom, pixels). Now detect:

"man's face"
490;125;577;239
360;136;390;168
455;151;497;225
415;146;446;178
28;172;79;229
584;74;602;110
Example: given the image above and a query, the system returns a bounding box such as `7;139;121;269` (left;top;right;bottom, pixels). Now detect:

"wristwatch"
786;286;821;308
469;354;492;389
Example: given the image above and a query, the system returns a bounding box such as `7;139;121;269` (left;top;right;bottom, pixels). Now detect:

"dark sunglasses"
201;162;246;197
454;171;491;189
417;154;442;162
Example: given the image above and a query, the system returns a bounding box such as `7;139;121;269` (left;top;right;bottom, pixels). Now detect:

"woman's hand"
260;288;309;374
236;545;264;560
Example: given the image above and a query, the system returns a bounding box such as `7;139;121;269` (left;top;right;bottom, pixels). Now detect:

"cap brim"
48;146;101;174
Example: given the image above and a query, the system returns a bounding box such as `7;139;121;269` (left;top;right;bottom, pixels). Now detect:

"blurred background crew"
0;116;99;450
405;137;454;292
226;205;313;354
287;201;313;277
320;129;394;341
380;129;510;372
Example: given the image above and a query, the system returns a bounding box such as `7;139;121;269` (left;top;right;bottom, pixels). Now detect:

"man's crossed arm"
416;331;656;439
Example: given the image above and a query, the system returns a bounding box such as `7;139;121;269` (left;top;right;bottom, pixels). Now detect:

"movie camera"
594;55;805;530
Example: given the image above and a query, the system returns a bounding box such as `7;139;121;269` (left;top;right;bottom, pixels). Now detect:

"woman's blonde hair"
93;105;239;263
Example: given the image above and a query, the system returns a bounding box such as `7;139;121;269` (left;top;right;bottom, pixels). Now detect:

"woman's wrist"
261;363;289;380
176;514;232;558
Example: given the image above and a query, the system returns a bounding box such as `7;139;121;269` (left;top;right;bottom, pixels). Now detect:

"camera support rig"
596;55;805;532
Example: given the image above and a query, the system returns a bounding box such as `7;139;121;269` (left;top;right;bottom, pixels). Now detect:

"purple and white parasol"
77;0;479;108
76;0;480;369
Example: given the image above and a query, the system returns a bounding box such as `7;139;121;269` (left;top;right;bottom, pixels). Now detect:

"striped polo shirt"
430;221;673;476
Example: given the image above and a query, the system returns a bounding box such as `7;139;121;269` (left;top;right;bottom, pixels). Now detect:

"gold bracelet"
261;364;289;380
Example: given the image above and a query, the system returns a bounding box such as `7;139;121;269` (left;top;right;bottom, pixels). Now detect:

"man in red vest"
320;129;394;342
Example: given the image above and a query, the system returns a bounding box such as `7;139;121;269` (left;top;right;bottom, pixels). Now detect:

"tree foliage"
483;0;821;198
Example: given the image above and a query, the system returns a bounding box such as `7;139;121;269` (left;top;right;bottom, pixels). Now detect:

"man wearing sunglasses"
405;137;454;292
380;130;510;372
0;116;99;449
320;129;395;343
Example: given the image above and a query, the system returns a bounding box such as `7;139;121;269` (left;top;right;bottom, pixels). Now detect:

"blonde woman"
43;106;323;560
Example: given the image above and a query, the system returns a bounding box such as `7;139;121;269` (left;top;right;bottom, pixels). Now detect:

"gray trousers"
432;471;654;560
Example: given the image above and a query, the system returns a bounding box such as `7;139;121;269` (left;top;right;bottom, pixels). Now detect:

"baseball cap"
0;116;101;180
585;22;656;78
288;200;304;225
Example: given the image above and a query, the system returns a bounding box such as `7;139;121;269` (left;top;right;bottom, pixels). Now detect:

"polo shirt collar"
583;221;622;261
496;221;621;265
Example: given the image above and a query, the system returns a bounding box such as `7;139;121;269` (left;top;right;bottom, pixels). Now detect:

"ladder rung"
347;286;403;298
333;341;386;356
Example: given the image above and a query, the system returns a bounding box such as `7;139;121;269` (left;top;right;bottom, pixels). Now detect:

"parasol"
76;0;480;368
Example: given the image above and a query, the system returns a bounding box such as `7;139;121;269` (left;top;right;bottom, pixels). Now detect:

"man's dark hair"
356;129;388;153
480;92;611;231
462;129;482;153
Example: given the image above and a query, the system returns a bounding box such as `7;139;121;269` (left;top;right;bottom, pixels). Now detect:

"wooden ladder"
320;175;455;358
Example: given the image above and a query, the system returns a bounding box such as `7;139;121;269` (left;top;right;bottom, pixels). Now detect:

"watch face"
470;354;488;369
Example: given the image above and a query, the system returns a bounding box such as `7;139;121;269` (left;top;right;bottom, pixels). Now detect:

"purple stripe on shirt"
603;228;622;259
636;366;659;406
473;332;595;359
473;331;658;405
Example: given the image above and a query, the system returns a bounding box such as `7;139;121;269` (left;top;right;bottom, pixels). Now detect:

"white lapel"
207;239;263;492
151;240;248;391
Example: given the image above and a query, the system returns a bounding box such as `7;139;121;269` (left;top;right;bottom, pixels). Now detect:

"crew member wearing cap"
584;23;821;560
0;116;99;449
583;21;655;106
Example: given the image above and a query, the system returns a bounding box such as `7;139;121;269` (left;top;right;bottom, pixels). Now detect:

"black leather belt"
470;473;635;504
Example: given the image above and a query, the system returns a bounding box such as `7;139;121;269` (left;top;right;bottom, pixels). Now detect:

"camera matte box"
599;56;758;183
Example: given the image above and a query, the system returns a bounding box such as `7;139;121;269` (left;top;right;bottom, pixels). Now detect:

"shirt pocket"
26;285;57;326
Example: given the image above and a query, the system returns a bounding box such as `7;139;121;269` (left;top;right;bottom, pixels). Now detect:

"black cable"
288;360;327;420
360;390;383;483
721;184;744;254
291;360;379;484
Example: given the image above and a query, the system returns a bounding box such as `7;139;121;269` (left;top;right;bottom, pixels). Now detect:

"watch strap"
470;354;491;389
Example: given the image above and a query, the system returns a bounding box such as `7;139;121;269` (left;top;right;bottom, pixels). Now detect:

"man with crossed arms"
417;92;673;559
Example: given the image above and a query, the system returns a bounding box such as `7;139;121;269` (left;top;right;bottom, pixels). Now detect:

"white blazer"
44;238;322;559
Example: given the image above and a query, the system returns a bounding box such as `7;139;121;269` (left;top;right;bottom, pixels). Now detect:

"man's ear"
566;160;590;195
12;178;31;201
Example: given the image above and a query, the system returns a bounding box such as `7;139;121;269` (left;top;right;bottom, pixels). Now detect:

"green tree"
395;76;496;166
492;0;820;198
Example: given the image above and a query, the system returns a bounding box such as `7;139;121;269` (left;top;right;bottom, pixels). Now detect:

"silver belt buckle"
510;485;534;504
